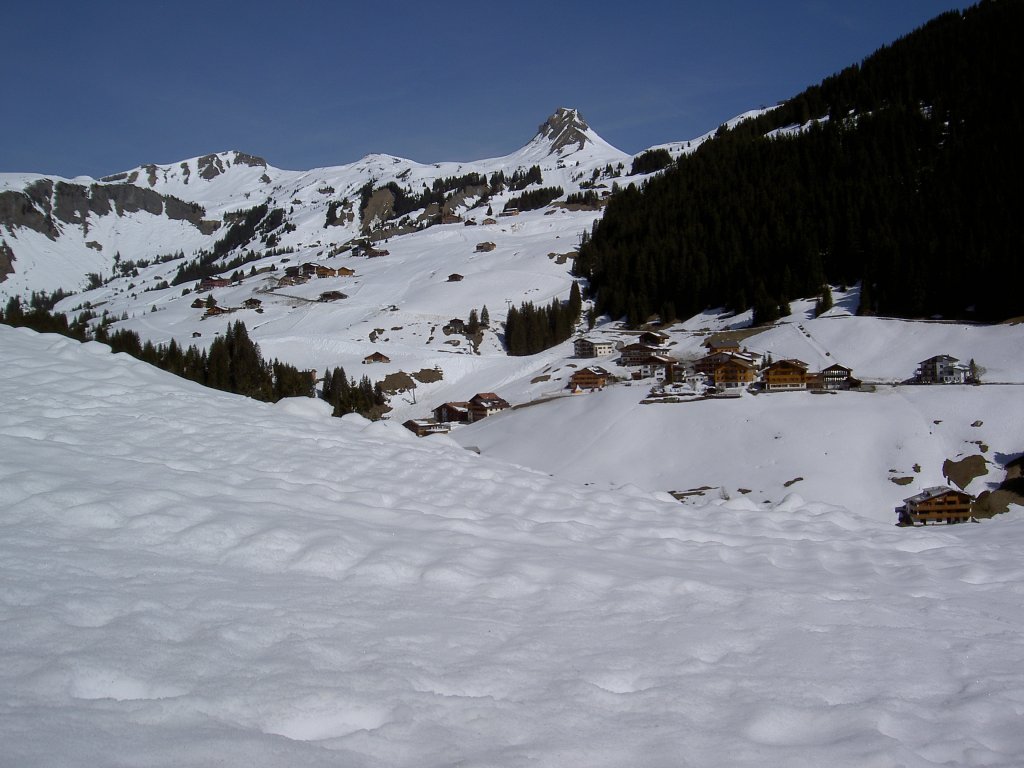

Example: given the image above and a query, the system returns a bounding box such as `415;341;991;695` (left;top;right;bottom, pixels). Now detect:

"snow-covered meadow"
3;324;1024;767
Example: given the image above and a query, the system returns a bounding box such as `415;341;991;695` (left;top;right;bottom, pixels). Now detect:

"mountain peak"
536;107;592;155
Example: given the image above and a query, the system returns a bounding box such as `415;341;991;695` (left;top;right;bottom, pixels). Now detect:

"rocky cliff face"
536;107;592;155
0;179;217;239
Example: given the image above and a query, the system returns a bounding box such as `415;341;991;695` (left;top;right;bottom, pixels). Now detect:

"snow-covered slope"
453;291;1024;519
3;325;1024;766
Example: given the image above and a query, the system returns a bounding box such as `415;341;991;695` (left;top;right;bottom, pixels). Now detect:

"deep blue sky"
3;1;966;178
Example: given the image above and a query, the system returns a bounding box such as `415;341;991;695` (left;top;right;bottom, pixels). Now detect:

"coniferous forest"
504;282;582;356
574;1;1024;324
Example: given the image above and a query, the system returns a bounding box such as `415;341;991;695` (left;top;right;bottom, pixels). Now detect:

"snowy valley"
3;87;1024;766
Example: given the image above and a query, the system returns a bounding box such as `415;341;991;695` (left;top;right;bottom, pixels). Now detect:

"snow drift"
2;325;1023;767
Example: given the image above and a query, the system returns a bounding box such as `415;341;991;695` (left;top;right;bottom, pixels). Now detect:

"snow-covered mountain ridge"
3;323;1024;767
0;108;630;298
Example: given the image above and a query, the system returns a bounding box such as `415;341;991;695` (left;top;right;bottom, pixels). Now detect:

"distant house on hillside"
574;337;615;358
336;266;356;277
568;366;612;391
475;241;496;252
712;357;758;389
896;486;974;525
619;343;659;366
639;355;677;383
446;318;467;334
814;363;855;390
242;298;262;309
362;352;390;364
447;273;464;282
638;330;670;347
403;418;451;437
695;350;760;378
703;337;741;354
314;265;339;278
468;392;510;422
764;359;809;391
916;355;970;384
482;217;498;225
319;291;347;302
433;402;471;424
198;277;231;291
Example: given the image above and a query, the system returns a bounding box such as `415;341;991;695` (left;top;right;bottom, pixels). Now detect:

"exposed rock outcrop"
537;107;592;155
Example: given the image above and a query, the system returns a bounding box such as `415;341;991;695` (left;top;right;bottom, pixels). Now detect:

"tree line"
2;300;314;403
504;186;564;213
573;1;1024;325
504;282;582;356
321;367;388;419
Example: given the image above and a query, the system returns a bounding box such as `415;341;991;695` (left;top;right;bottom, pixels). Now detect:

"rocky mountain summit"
536;107;594;155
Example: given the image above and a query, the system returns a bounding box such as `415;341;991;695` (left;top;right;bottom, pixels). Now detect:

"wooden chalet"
314;265;339;278
764;359;809;391
432;402;471;423
336;266;356;277
362;351;391;364
475;241;497;252
191;298;206;309
447;273;464;282
568;366;611;391
442;213;462;224
366;246;389;258
619;343;659;366
198;277;231;291
319;291;347;302
203;305;230;318
468;392;510;422
896;486;974;526
242;298;262;309
702;337;741;354
638;330;670;347
403;418;451;437
482;217;498;225
712;357;757;389
573;337;615;358
817;363;854;390
694;351;756;377
446;318;467;334
499;208;520;217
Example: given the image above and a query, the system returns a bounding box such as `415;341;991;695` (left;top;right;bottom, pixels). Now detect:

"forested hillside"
574;0;1024;324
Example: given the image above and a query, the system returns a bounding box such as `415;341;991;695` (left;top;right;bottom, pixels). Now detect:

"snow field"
3;325;1024;767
